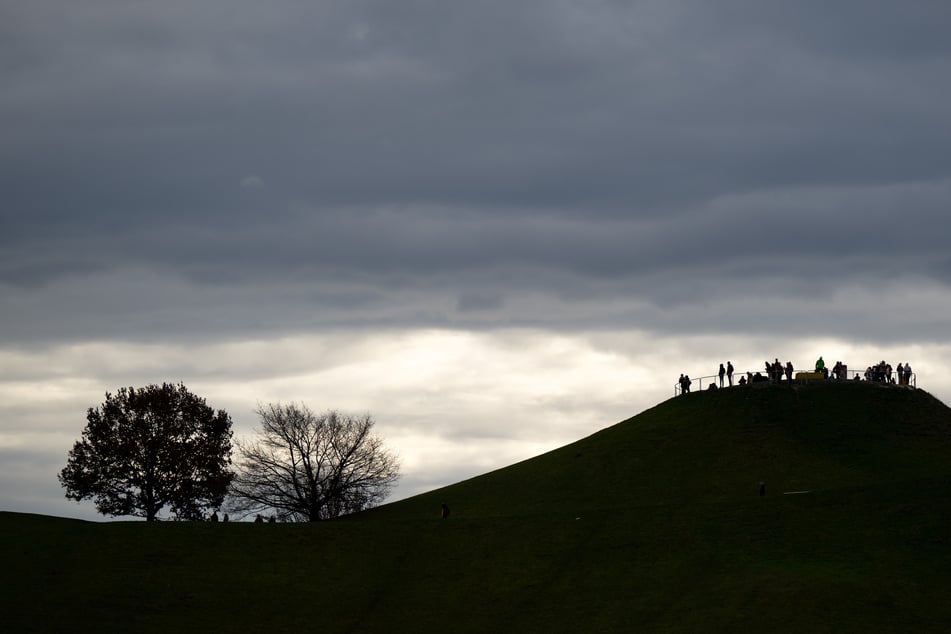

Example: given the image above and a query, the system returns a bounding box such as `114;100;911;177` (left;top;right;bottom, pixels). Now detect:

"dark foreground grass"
3;382;951;632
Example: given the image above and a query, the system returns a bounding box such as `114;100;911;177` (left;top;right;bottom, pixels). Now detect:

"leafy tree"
228;404;400;521
59;382;234;521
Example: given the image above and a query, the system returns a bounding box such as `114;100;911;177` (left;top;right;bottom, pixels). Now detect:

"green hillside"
4;381;951;632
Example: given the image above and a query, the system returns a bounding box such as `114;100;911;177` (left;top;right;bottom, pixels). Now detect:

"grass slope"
3;382;951;632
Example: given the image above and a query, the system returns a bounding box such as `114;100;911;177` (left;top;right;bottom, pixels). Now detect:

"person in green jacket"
815;356;827;378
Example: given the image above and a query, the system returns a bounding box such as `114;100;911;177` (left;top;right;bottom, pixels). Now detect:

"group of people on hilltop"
863;360;914;385
734;359;796;386
678;356;916;394
829;360;846;380
739;358;795;385
864;361;892;383
765;358;795;383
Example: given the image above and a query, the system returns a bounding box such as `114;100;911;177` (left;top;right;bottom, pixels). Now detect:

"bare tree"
228;404;400;521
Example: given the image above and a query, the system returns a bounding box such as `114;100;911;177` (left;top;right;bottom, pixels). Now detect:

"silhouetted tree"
59;383;234;521
228;404;399;521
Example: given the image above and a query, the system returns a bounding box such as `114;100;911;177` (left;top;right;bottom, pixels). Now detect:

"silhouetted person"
222;513;229;523
441;503;450;519
718;363;725;388
210;511;219;522
727;361;734;386
268;515;276;523
254;514;264;523
785;361;794;383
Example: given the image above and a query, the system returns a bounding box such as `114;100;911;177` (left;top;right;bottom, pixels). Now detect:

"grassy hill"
3;381;951;632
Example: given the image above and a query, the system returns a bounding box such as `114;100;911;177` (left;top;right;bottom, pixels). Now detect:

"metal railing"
675;364;916;396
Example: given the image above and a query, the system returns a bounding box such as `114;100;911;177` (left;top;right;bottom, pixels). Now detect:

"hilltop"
380;379;951;517
3;381;951;632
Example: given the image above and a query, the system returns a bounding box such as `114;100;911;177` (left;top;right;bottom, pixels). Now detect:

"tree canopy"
59;382;234;521
228;404;400;521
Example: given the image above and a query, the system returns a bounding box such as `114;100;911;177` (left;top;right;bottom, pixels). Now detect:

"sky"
2;1;951;521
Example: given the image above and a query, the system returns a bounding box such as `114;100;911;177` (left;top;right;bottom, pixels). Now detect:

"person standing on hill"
815;356;826;378
785;361;794;383
727;361;734;386
718;363;726;388
897;363;905;385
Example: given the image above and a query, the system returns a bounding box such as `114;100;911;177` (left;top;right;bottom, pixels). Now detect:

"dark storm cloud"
2;0;951;342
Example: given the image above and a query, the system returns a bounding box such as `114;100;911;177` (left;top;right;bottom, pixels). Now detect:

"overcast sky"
3;1;951;521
